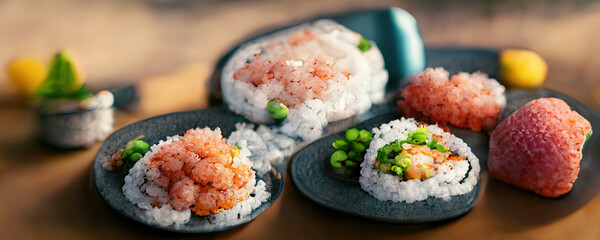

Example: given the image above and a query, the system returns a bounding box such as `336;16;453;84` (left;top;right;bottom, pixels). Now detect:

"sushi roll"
487;98;592;197
34;52;115;148
40;90;114;148
221;20;388;141
121;127;270;228
359;118;479;203
397;67;506;131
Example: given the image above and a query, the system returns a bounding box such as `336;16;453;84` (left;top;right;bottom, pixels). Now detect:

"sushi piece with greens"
36;51;114;148
120;127;271;228
221;20;388;141
360;118;480;203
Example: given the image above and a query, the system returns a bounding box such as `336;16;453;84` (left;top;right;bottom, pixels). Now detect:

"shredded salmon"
146;128;254;215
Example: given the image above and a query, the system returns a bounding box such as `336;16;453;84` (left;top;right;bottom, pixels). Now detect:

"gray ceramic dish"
290;88;600;223
290;112;487;223
92;107;284;233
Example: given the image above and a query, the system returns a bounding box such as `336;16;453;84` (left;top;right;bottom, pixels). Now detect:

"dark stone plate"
290;89;600;223
290;112;486;223
92;107;285;233
484;89;600;222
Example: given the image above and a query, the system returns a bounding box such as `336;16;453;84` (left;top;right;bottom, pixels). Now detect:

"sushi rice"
359;118;480;203
221;20;388;141
227;123;296;176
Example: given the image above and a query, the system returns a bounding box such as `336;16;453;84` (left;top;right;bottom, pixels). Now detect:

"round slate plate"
291;112;487;223
92;107;285;233
485;89;600;219
291;89;600;223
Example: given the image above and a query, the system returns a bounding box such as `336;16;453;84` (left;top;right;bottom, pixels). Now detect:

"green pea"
348;150;358;159
347;151;362;162
351;151;363;162
351;142;366;153
129;152;143;162
121;147;135;159
357;37;372;52
131;140;150;153
330;150;348;169
332;140;350;151
267;100;289;120
345;160;358;167
358;130;372;143
345;128;359;142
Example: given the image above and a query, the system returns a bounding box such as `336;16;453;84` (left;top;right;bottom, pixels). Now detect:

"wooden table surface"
1;0;600;239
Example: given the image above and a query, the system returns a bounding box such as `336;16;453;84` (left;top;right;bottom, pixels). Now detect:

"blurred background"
1;0;599;108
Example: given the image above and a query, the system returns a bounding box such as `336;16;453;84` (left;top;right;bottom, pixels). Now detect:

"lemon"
7;58;48;96
499;49;548;89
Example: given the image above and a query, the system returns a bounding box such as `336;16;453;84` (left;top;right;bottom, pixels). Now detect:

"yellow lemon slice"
7;58;47;96
499;49;548;89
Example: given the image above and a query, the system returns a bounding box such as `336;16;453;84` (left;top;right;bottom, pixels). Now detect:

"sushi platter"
91;7;600;234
